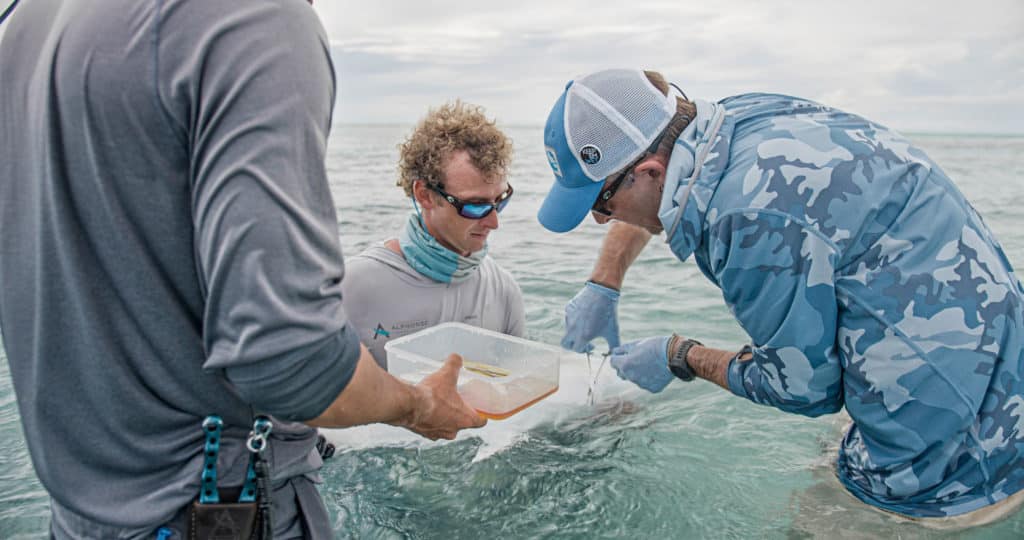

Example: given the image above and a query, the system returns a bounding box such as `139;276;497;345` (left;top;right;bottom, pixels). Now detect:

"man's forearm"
590;222;651;290
305;344;417;429
668;340;753;390
306;346;486;439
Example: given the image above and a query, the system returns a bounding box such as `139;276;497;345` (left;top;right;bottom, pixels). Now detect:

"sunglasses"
591;169;632;218
427;183;514;220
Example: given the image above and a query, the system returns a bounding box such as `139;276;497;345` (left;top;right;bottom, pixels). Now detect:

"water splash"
321;351;644;462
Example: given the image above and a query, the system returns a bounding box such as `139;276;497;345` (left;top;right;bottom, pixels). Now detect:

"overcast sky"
314;0;1023;134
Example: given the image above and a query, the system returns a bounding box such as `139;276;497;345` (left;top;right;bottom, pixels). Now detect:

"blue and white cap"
538;68;675;233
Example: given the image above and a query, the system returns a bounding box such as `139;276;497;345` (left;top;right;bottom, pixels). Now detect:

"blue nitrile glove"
609;335;674;393
561;281;621;353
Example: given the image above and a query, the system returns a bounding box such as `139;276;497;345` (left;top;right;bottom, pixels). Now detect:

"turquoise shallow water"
2;127;1023;538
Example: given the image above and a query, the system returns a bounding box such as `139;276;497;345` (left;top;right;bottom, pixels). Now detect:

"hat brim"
537;176;605;233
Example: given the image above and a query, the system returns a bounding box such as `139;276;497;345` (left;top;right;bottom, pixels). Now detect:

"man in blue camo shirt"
537;68;1024;524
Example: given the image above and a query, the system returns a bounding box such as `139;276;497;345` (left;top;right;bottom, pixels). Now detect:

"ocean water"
1;127;1023;539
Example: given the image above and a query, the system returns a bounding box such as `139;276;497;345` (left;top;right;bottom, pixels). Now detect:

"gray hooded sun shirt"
341;244;525;367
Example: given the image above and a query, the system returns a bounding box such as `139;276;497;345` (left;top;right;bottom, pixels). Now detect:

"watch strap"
667;333;702;382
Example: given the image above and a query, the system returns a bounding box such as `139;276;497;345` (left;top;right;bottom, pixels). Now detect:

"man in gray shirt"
0;1;483;538
342;102;526;367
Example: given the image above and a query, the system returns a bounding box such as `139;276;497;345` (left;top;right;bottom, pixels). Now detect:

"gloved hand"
609;335;674;393
561;281;621;353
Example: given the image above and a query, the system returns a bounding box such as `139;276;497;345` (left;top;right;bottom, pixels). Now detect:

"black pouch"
188;488;261;540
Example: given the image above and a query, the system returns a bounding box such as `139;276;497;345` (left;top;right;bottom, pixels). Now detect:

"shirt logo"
579;145;601;165
373;323;390;340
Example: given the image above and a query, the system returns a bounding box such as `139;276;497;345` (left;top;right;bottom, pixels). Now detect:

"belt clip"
239;416;273;503
246;416;273;454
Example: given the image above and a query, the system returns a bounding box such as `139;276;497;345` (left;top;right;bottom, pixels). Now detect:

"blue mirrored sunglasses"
428;183;513;220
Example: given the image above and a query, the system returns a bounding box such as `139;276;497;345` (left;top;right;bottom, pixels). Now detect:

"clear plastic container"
385;322;562;420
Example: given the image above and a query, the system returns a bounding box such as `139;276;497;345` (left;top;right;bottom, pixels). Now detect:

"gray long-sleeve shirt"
0;0;360;532
341;244;526;367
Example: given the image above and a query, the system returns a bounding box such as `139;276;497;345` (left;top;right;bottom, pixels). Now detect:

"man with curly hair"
341;101;526;366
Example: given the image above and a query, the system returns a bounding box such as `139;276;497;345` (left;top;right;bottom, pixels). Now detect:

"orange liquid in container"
458;372;558;420
475;386;559;420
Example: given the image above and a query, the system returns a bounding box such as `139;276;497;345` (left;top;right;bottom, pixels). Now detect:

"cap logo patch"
579;145;601;165
544;146;563;178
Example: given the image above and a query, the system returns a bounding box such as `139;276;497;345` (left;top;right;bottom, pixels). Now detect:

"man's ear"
635;155;667;183
412;180;436;209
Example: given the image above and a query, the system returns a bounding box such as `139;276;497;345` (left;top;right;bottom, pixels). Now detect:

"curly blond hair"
397;100;513;197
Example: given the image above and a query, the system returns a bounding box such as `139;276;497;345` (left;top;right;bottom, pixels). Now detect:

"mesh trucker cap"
538;68;675;233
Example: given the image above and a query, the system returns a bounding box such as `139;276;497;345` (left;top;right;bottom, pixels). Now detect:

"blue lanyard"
199;416;224;504
0;0;20;26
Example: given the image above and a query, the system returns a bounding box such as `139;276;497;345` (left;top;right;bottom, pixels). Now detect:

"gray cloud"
317;0;1024;133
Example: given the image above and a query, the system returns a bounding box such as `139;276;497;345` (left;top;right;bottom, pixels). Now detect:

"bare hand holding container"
386;323;561;420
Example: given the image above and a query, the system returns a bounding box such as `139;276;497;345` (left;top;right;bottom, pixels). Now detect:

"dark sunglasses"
427;183;514;220
591;168;632;218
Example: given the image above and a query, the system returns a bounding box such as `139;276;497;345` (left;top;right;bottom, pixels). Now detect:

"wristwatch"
667;333;702;382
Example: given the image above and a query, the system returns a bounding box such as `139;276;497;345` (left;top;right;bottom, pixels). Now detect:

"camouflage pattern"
660;93;1024;517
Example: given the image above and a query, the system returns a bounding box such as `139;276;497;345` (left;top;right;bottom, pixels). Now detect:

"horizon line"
332;123;1024;138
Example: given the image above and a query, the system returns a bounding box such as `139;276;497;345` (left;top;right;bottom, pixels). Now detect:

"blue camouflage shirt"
659;93;1024;517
